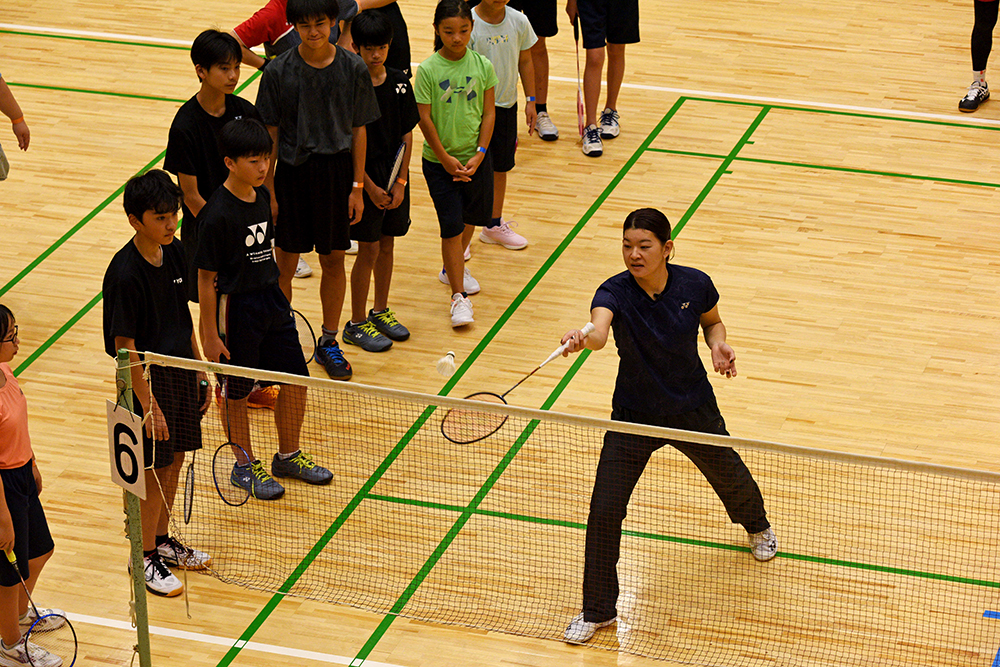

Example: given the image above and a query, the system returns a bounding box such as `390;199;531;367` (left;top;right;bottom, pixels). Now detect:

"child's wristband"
352;182;363;189
476;146;487;154
396;177;407;186
525;96;536;102
10;116;23;125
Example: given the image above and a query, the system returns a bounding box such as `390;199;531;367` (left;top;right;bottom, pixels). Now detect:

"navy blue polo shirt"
591;265;720;416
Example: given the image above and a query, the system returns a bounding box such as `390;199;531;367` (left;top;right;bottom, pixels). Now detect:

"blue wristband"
477;146;487;154
525;96;536;102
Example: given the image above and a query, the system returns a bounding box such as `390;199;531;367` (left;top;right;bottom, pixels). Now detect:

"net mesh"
143;353;1000;667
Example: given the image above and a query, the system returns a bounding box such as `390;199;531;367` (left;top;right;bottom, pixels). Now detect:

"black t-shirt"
163;94;261;225
376;4;412;78
195;185;280;295
591;266;720;416
102;240;195;359
366;67;419;183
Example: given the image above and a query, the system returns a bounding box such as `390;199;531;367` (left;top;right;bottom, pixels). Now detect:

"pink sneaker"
479;219;527;250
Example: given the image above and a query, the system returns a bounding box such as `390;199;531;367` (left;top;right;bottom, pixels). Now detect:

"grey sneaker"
563;612;615;644
343;319;393;352
369;308;410;341
582;124;603;157
535;111;559;141
19;607;66;632
157;535;212;570
271;451;333;485
749;527;778;561
231;460;285;500
599;107;620;138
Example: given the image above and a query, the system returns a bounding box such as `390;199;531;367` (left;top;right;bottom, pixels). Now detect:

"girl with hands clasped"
558;208;778;646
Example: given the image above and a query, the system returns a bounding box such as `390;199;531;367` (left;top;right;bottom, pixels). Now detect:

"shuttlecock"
436;351;457;377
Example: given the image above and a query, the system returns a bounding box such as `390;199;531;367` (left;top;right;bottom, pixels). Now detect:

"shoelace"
319;342;346;363
145;554;173;580
600;109;619;126
373;310;401;327
249;460;274;482
585;126;602;143
289;451;317;470
357;320;383;337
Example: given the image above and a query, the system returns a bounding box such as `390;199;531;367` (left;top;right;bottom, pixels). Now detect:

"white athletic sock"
276;449;300;460
975;70;987;85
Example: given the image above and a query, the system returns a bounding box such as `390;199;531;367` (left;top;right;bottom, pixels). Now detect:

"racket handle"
541;322;596;368
4;550;14;564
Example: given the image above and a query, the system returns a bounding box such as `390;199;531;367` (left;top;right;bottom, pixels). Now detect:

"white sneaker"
563;612;615;644
749;527;778;561
464;244;471;261
0;639;61;667
535;111;559;141
346;240;359;255
582;124;603;157
157;536;212;570
479;219;527;250
599;107;620;139
438;267;480;295
294;257;312;278
19;607;66;631
132;553;183;597
450;293;474;327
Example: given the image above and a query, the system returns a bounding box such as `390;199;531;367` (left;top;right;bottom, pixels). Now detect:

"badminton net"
143;352;1000;667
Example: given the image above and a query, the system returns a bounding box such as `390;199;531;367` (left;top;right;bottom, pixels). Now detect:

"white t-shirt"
470;6;537;109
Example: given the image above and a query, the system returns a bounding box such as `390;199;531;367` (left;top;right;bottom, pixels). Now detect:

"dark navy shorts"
275;153;354;255
0;462;54;587
422;155;494;239
351;182;412;243
133;365;204;470
578;0;639;49
489;104;518;174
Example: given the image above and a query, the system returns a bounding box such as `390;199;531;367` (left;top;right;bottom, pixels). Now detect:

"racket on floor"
574;16;585;138
212;442;251;506
441;323;595;444
385;142;406;193
292;309;316;363
3;551;77;667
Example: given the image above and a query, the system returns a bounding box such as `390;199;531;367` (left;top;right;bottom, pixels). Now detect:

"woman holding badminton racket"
0;306;65;667
559;208;777;645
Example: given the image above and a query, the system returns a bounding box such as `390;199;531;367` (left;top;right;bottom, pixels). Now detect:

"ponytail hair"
433;0;473;51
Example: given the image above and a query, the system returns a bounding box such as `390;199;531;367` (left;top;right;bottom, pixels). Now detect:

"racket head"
385;142;406;192
440;392;509;444
212;443;251;507
292;309;317;364
183;459;195;524
24;612;78;667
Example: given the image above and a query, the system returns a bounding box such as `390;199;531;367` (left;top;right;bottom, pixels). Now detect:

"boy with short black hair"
102;169;213;598
196;118;333;501
165;29;262;302
343;10;419;352
256;0;381;380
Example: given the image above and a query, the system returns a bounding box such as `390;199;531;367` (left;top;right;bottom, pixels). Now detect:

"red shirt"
0;363;34;469
233;0;295;49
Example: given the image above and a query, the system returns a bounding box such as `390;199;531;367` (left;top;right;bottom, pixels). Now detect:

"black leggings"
581;400;769;623
973;0;999;72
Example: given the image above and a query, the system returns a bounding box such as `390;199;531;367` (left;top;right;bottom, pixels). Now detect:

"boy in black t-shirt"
196;119;333;501
102;170;213;598
342;11;419;352
256;0;381;381
164;29;263;303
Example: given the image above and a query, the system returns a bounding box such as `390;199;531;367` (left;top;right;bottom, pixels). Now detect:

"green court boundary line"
8;81;186;104
648;147;1000;189
365;492;1000;590
215;101;687;667
0;28;187;50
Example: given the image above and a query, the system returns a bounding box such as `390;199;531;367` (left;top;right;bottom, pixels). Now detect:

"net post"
116;349;152;667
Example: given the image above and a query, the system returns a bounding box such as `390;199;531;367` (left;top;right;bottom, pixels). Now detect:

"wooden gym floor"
1;0;999;664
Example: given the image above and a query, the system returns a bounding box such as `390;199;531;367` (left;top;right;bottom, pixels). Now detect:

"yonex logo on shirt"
246;222;268;247
396;83;408;94
173;277;184;284
681;302;690;309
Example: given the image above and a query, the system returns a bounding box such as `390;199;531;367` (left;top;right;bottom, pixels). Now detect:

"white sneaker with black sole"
599;107;620;138
129;552;184;597
582;124;603;157
535;111;559;140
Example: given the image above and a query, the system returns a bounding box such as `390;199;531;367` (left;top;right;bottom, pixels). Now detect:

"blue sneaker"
316;339;352;380
231;460;285;500
271;451;333;485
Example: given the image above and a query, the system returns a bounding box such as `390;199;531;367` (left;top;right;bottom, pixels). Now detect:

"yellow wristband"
396;177;407;186
352;182;363;189
10;116;23;125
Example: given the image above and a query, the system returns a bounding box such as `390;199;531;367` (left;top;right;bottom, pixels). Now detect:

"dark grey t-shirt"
256;45;380;166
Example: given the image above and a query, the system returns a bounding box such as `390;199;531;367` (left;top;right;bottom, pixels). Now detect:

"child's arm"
0;476;12;552
417;104;468;180
386;130;413;209
0;75;29;151
228;29;268;70
349;125;367;224
459;87;496;178
518;49;537;135
114;336;169;440
363;169;391;210
198;269;230;363
177;174;207;218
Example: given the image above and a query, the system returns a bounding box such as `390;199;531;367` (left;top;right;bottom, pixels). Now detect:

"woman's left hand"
711;342;737;378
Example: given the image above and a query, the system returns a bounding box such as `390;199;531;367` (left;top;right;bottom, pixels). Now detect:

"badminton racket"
3;551;77;667
574;16;585;138
212;442;251;506
183;454;195;524
385;142;406;193
441;323;595;444
292;309;316;364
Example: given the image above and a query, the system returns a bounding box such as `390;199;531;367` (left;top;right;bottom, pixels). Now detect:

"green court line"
13;292;103;377
671;105;769;238
349;351;592;666
647;147;1000;189
0;28;188;50
365;492;1000;590
7;81;186;104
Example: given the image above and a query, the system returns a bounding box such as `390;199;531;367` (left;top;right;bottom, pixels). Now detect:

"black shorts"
217;284;309;400
274;153;354;255
134;365;205;470
489;105;519;174
578;0;640;49
0;463;54;587
351;182;412;243
422;155;494;239
509;0;558;37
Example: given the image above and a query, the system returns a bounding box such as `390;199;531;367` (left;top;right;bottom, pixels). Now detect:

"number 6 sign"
107;400;146;499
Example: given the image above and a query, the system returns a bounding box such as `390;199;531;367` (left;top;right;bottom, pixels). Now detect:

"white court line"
68;612;405;667
8;22;1000;127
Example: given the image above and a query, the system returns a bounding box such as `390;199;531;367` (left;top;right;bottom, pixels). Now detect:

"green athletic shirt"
414;49;498;163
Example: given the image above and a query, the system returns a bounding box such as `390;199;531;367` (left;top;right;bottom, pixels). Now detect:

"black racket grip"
573;15;579;41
